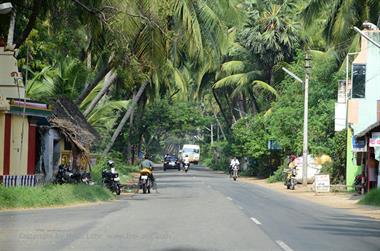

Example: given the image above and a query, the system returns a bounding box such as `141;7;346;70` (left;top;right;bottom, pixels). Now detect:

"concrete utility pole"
302;52;311;186
210;124;214;145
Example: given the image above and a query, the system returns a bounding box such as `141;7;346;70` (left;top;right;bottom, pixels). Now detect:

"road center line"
250;217;262;225
276;240;294;251
226;196;233;201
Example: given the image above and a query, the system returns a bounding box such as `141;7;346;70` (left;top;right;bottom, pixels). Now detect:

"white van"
181;144;200;164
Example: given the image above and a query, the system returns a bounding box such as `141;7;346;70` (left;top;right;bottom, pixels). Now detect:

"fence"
1;175;36;187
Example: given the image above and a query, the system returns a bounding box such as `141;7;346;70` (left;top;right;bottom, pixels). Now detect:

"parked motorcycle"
354;174;366;194
55;165;86;184
102;160;121;195
284;168;297;190
139;168;154;194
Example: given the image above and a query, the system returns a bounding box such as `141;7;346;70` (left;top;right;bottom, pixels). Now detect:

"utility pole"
210;124;214;145
302;52;311;186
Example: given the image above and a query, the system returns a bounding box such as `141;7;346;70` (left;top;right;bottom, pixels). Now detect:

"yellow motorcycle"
139;168;154;194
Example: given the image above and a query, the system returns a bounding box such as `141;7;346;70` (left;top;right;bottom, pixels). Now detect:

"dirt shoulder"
240;177;380;220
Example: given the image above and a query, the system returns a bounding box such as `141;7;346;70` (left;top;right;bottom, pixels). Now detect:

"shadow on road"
302;215;380;237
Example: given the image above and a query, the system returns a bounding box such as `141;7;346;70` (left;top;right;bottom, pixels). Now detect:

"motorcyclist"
140;155;155;183
183;154;190;165
229;157;240;176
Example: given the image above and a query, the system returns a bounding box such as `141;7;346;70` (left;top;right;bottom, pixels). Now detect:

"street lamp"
353;26;380;49
0;2;15;50
282;54;311;187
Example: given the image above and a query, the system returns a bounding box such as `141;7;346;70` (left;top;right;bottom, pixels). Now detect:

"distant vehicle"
163;155;181;171
181;144;200;164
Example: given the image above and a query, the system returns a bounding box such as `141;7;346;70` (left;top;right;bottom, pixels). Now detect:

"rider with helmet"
140;155;155;182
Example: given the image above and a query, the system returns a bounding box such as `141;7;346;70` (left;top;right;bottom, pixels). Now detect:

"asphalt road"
1;166;380;251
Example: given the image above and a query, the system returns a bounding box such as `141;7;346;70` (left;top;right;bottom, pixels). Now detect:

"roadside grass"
0;184;114;210
359;188;380;206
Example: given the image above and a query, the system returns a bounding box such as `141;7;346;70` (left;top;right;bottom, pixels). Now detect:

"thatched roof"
48;97;99;152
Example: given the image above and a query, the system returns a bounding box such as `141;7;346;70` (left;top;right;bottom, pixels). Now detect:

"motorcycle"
55;165;85;184
232;164;239;181
102;166;121;195
284;168;297;190
139;168;154;194
354;174;366;194
81;172;95;185
183;162;190;173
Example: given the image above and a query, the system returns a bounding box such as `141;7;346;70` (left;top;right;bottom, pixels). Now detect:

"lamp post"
0;2;15;50
353;26;380;49
281;52;311;186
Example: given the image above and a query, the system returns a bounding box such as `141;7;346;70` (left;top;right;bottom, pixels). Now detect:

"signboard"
352;137;367;152
267;140;281;150
334;103;346;131
314;174;330;193
369;132;380;147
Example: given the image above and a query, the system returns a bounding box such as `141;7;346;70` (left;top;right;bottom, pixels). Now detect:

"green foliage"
232;114;270;158
359;189;380;207
0;184;114;209
205;141;232;171
92;152;139;184
238;2;300;82
267;164;285;183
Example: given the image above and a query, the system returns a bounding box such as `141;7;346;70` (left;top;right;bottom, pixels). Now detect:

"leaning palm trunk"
103;81;148;155
76;54;114;105
83;69;117;117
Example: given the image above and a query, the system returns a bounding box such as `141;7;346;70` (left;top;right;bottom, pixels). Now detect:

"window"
352;64;366;98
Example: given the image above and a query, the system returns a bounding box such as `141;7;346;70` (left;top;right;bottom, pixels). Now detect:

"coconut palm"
238;2;300;84
303;0;380;49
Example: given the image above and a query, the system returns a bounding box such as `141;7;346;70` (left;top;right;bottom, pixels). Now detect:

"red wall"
27;124;37;175
3;114;11;175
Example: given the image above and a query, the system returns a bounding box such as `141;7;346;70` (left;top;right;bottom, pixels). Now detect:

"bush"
359;189;380;206
0;184;114;209
92;152;139;184
267;164;285;183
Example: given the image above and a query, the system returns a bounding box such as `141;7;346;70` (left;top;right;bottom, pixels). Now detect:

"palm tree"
238;3;300;84
303;0;380;54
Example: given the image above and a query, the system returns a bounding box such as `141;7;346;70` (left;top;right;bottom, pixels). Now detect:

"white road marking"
237;205;243;210
226;197;233;201
276;240;294;251
250;217;262;225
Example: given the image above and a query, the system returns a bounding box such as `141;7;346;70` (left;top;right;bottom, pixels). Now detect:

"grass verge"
0;184;114;210
359;188;380;206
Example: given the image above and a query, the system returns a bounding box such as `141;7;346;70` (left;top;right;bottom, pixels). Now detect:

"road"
1;166;380;251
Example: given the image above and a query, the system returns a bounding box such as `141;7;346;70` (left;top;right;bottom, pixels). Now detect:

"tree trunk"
15;0;42;49
87;51;92;69
76;54;114;105
212;109;226;140
128;91;136;164
103;81;148;155
225;93;237;123
83;69;117;117
247;89;259;115
212;88;231;131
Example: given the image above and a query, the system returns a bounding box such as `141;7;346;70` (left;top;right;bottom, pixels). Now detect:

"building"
345;29;380;191
0;46;51;186
0;46;98;186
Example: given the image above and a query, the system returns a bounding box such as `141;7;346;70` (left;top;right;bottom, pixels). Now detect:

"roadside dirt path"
240;177;380;220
